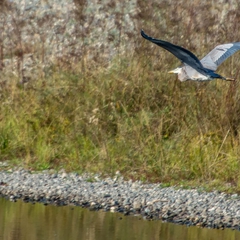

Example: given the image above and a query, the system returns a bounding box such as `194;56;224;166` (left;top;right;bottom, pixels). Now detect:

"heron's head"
168;67;188;81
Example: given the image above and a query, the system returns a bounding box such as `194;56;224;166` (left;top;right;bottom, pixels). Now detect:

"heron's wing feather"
141;30;208;76
201;43;240;71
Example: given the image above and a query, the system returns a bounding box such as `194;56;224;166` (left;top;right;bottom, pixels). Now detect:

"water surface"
0;198;239;240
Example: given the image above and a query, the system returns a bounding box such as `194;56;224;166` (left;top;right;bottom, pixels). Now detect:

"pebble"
0;169;240;230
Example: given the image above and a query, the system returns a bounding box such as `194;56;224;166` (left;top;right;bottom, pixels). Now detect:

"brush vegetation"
1;0;240;192
1;56;240;192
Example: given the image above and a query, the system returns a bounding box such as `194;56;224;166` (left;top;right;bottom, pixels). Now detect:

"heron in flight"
141;30;240;82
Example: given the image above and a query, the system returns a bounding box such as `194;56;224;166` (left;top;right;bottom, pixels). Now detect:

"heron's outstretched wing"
141;30;208;76
201;42;240;71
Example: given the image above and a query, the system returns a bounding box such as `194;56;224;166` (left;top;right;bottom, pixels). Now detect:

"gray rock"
133;200;141;210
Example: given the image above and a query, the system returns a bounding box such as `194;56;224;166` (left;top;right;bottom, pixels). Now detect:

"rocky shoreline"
0;168;240;230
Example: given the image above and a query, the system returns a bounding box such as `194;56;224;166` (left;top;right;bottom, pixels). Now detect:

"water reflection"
0;197;239;240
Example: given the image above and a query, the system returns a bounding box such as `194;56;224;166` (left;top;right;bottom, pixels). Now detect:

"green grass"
0;54;240;193
1;0;240;193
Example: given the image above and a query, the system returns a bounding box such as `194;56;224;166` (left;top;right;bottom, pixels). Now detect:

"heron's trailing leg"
225;78;235;81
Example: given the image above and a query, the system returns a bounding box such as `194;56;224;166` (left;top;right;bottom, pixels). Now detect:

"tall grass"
1;0;240;192
0;55;240;191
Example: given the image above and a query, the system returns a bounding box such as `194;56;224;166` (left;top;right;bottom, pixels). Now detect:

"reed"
1;0;240;192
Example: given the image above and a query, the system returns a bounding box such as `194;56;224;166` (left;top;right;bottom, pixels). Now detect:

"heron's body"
141;30;240;82
171;65;222;81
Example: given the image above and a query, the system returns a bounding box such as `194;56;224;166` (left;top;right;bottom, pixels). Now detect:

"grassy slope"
1;54;240;193
1;0;240;193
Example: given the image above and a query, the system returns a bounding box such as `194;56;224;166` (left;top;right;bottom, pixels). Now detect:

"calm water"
0;198;240;240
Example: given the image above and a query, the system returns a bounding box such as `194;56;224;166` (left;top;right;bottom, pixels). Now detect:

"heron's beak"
168;67;181;74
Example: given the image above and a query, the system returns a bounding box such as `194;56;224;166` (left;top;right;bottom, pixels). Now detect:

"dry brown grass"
0;1;240;192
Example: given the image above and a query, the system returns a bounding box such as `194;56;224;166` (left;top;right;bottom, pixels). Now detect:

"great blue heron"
141;30;240;82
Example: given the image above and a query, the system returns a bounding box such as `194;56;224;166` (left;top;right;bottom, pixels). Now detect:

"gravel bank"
0;168;240;230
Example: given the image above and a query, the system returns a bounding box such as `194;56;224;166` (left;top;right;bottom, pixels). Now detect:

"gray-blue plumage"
201;43;240;71
141;30;240;81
